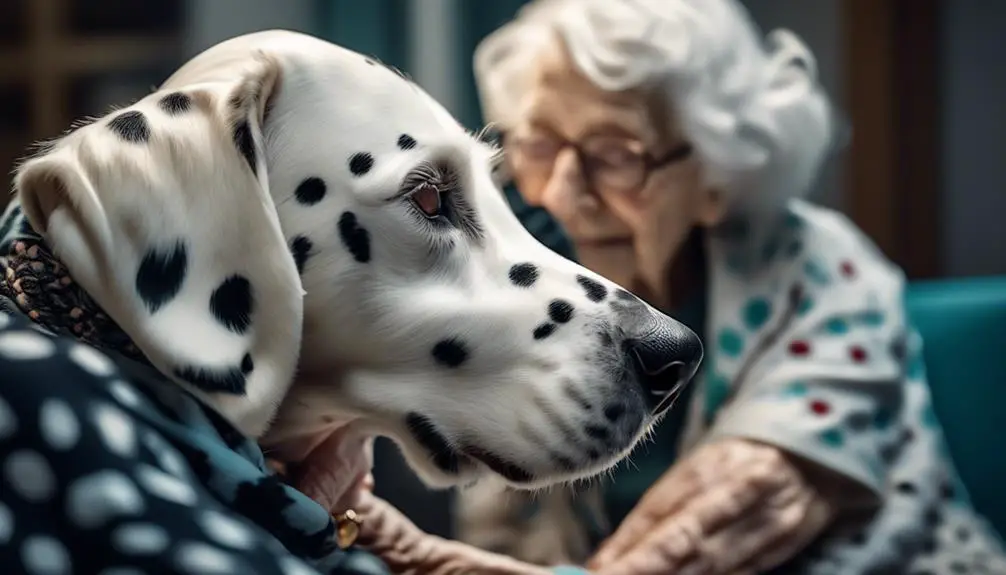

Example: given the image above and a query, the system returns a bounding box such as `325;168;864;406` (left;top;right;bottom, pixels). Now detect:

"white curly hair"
473;0;840;212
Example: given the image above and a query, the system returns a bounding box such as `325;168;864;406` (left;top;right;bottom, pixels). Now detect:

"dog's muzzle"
615;291;704;415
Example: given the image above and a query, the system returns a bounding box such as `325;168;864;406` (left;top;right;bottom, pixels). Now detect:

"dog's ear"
14;53;303;436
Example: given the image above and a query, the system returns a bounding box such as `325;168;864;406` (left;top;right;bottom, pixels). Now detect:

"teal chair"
906;275;1006;535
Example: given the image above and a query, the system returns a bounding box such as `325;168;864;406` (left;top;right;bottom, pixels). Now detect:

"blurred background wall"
1;0;1002;538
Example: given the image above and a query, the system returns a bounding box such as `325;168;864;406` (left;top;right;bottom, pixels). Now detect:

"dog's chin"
393;413;643;491
399;442;636;492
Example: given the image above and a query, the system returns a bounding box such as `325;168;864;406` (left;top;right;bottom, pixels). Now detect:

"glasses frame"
499;129;694;194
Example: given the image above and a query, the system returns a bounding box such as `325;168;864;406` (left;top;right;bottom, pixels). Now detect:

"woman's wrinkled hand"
354;491;554;575
587;439;839;575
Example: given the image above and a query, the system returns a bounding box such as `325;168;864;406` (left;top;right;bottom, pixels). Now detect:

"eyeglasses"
500;129;693;194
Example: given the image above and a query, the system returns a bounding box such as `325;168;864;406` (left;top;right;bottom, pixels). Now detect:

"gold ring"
334;509;363;549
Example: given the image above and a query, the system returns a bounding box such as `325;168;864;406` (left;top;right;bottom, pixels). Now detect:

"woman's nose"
537;149;589;215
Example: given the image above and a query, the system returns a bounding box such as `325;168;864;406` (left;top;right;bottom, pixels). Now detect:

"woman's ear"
12;52;302;437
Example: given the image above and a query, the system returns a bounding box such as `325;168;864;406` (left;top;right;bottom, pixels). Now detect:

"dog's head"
13;31;702;490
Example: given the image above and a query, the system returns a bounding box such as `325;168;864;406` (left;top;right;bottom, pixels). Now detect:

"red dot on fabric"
850;345;868;362
840;260;856;278
789;340;811;356
810;400;831;415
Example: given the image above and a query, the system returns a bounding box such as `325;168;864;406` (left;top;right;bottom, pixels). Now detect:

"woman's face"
505;43;725;304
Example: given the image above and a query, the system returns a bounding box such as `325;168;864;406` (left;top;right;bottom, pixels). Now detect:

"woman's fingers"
595;476;771;575
589;463;709;568
728;495;834;574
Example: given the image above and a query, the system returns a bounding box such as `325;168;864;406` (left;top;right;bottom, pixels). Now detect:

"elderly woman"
452;0;1006;573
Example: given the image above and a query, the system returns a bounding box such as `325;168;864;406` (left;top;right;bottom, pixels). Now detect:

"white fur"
13;30;701;490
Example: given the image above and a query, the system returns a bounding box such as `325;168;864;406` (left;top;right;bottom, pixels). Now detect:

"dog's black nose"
613;289;704;415
620;307;704;415
626;324;703;415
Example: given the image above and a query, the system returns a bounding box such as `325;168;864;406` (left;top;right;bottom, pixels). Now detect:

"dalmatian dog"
11;30;702;495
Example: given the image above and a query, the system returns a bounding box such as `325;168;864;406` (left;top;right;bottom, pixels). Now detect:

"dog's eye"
410;182;442;218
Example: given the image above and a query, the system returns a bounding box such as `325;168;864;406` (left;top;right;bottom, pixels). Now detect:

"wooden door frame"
842;0;943;279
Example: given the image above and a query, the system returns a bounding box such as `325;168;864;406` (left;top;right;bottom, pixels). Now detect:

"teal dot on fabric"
785;240;803;258
797;296;814;316
860;310;885;327
743;298;773;331
819;428;845;448
782;381;809;397
873;408;894;430
761;238;781;263
804;259;832;285
824;317;850;335
784;211;804;230
704;373;731;423
717;328;745;358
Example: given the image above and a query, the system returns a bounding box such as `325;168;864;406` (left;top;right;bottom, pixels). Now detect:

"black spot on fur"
432;338;469;368
548;299;575;323
533;323;556;340
603;403;625;422
233;120;257;172
210;275;253;334
294;177;327;206
397;134;417;150
338;211;371;263
406;412;461;474
135;241;188;314
348;152;374;176
576;275;608;302
508;263;539;288
107;110;150;143
241;353;254;374
158;92;191;115
289;235;313;274
173;363;247;395
585;425;609;441
563;384;592;411
598;331;614;347
462;445;533;483
615;289;636;302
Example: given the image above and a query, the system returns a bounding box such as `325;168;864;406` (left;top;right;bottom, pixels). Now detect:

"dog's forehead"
275;51;469;150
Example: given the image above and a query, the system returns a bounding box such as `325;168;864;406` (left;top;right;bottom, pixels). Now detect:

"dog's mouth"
405;412;535;485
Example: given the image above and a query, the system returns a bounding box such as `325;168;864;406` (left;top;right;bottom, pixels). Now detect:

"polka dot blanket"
0;296;390;574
